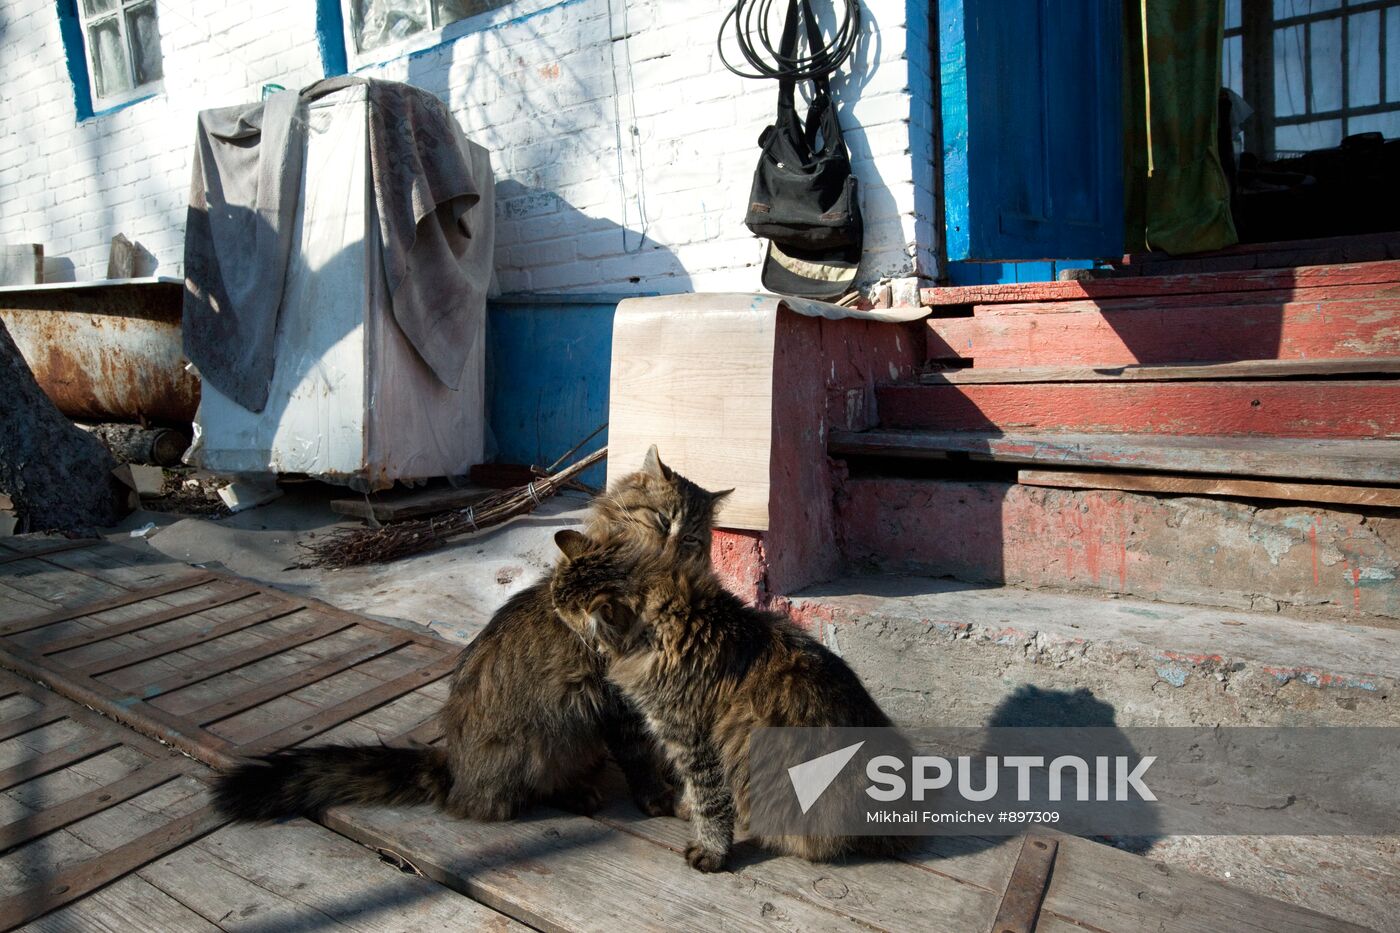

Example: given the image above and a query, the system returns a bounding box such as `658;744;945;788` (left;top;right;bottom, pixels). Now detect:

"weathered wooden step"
1016;468;1400;509
875;381;1400;438
920;258;1400;306
921;357;1400;384
1108;231;1400;278
826;429;1400;483
926;296;1400;368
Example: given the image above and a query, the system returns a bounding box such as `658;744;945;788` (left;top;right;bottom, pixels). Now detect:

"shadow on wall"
378;0;909;292
491;178;692;294
484;180;691;486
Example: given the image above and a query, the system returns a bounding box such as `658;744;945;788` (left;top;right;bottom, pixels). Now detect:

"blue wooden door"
940;0;1124;261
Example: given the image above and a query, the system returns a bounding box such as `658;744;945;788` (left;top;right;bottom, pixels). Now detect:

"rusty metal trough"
0;278;198;426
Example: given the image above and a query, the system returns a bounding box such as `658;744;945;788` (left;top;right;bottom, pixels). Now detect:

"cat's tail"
213;745;452;821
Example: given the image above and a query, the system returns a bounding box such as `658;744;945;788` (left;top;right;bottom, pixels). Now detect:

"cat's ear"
554;529;591;561
708;488;735;513
642;444;673;481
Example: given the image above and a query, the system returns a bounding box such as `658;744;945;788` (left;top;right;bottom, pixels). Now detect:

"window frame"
336;0;547;71
74;0;165;111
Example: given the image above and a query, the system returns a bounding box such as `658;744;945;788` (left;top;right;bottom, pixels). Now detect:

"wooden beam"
920;259;1400;306
876;381;1400;439
925;297;1400;368
1017;469;1400;508
923;357;1400;384
827;430;1400;483
329;484;493;523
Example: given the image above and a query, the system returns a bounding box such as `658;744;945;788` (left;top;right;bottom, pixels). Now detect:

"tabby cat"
551;529;909;871
214;447;730;823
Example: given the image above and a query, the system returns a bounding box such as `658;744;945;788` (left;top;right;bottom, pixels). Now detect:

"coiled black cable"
717;0;859;81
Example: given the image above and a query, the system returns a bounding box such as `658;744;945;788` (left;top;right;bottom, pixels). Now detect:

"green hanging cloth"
1123;0;1238;255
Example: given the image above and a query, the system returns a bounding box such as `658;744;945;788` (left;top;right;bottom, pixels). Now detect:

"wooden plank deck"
0;667;519;933
0;536;1373;932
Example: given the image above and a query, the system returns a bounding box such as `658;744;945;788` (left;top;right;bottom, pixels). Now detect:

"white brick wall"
0;0;937;294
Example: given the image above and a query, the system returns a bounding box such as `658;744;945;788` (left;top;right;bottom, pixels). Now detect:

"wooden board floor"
0;536;1373;932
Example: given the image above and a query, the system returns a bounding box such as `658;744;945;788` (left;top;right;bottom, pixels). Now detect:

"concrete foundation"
838;477;1400;621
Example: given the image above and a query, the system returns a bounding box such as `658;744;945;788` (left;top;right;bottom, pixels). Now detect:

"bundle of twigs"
304;446;607;569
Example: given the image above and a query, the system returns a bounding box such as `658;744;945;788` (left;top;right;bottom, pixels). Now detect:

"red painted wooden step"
926;296;1400;368
920;259;1400;306
827;429;1400;483
875;381;1400;439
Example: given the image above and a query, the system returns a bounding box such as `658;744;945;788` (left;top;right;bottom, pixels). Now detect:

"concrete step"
834;476;1400;621
785;573;1400;729
786;574;1400;930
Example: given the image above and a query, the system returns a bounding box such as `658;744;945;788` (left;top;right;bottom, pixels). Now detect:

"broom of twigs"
303;445;607;569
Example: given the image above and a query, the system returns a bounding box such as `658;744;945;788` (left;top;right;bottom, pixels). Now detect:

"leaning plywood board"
608;294;926;530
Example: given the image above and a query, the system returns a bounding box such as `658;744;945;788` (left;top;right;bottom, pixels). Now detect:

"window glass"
1275;119;1342;151
1308;17;1343;112
88;17;132;99
127;2;163;84
352;0;431;52
348;0;515;56
1274;25;1307;117
434;0;506;22
1347;11;1381;107
77;0;162;104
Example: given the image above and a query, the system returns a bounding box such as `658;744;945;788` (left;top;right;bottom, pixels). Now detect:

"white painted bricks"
0;0;937;294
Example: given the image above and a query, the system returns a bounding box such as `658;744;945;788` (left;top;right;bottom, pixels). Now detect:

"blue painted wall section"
486;299;616;488
947;259;1097;286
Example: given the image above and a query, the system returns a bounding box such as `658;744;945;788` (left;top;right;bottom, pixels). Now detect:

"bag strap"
775;0;802;120
775;0;845;157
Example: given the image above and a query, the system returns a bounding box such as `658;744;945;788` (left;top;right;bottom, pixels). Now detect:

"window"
76;0;163;106
1228;0;1400;156
345;0;511;55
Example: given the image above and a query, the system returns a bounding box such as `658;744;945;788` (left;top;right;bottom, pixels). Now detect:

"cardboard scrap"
113;463;166;497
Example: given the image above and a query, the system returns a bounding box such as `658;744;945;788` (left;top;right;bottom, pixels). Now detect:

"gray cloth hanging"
183;78;487;413
182;89;303;413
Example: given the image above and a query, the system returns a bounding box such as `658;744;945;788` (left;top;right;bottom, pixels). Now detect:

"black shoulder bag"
743;0;863;298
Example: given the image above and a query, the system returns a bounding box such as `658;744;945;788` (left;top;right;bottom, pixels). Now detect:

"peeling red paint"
878;381;1400;439
927;294;1400;368
837;478;1400;619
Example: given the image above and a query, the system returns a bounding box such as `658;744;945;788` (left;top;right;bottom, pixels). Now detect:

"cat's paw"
635;787;676;818
684;843;727;873
550;784;604;816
